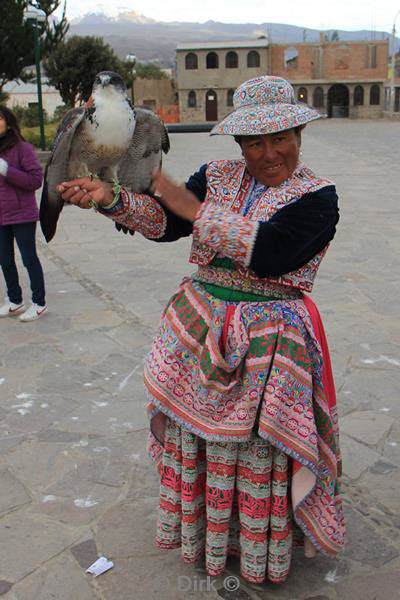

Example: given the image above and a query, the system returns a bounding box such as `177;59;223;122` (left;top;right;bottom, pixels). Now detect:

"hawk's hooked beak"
99;74;111;87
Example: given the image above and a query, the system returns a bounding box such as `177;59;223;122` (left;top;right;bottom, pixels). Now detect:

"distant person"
0;105;47;321
57;76;346;584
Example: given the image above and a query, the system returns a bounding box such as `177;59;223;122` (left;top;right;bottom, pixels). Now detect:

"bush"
11;104;48;128
51;104;70;123
22;122;59;150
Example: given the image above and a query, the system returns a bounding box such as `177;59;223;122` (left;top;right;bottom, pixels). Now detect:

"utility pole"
23;5;46;151
390;11;400;115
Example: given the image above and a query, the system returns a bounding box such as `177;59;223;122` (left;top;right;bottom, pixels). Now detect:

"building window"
227;89;234;106
225;51;238;68
143;99;156;110
298;87;308;103
185;52;198;70
206;52;219;69
354;85;364;106
247;50;260;68
284;47;299;70
188;90;197;108
370;84;380;105
366;45;377;69
313;87;324;108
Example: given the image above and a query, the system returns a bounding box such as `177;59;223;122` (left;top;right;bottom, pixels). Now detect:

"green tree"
134;62;169;80
0;1;68;94
44;36;131;107
331;30;340;42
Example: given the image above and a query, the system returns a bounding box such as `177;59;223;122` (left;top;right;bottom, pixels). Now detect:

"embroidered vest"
189;159;334;293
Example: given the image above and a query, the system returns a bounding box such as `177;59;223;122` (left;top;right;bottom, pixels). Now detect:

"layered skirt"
145;278;346;584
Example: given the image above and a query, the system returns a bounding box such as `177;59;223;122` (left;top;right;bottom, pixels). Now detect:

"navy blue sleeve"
154;163;208;242
249;186;339;277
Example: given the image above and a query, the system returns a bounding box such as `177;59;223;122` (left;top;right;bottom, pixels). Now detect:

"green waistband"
201;282;285;302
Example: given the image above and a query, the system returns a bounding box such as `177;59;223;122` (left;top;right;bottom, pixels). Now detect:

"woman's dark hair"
0;105;25;153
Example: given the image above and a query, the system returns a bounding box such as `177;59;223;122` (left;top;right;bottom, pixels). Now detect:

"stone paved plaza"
0;120;400;599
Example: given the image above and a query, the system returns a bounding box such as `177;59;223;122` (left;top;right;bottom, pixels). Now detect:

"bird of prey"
40;70;170;242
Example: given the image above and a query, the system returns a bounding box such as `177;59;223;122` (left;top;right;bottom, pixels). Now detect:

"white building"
4;80;63;118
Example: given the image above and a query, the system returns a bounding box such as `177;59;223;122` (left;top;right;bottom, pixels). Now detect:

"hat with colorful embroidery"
210;76;320;136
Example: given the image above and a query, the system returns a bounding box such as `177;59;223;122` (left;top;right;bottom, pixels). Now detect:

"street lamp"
23;5;46;150
126;54;137;104
390;10;400;115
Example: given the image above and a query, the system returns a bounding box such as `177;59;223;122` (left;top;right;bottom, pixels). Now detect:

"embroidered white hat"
211;76;320;136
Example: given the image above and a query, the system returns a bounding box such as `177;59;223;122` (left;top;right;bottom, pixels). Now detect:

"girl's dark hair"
0;105;25;153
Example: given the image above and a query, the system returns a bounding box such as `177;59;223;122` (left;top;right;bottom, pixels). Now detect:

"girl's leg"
0;225;23;304
14;222;46;306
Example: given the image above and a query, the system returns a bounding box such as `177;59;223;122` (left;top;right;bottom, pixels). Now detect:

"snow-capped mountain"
70;6;155;25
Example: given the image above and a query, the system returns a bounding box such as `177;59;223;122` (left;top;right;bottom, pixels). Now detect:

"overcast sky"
57;1;399;35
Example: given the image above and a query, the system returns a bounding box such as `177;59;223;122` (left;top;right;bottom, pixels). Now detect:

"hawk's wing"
40;106;170;241
115;107;169;235
40;108;85;242
117;107;170;193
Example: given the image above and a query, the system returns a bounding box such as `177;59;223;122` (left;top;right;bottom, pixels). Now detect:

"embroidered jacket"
191;160;334;292
101;159;338;292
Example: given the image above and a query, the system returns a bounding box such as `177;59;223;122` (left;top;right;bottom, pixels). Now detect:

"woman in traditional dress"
58;76;346;584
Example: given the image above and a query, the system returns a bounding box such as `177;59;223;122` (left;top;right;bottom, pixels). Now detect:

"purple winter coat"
0;140;43;225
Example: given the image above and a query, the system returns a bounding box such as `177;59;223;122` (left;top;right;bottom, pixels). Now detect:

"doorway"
327;84;349;117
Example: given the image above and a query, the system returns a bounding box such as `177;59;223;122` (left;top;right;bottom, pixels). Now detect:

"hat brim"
210;103;321;136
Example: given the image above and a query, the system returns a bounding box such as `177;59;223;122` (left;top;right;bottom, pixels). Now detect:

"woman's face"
0;113;7;137
240;129;301;186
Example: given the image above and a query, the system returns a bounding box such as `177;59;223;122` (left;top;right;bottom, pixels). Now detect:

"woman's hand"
56;177;113;209
152;170;201;223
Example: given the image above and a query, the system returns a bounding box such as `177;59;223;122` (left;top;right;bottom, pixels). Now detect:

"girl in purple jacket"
0;105;47;321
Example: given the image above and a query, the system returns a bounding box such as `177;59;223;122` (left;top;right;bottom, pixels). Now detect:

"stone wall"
133;78;177;110
176;45;268;123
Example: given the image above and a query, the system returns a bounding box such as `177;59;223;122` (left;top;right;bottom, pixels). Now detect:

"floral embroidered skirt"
157;418;297;583
145;278;346;584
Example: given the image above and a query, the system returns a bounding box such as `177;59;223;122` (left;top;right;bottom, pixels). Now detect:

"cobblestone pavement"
0;120;399;600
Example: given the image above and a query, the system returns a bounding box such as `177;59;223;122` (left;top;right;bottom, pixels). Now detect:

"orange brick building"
270;37;388;118
176;37;390;122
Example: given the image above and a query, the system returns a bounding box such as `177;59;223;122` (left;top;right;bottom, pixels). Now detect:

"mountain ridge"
67;11;395;68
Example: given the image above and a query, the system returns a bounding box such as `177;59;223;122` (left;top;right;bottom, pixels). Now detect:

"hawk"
40;71;170;242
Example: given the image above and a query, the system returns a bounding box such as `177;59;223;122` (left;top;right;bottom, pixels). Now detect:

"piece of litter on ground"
16;393;32;400
74;498;98;508
86;556;114;577
42;495;57;503
324;568;337;583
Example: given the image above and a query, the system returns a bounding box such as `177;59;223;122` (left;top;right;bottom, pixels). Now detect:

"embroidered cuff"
101;187;167;239
193;203;259;267
0;158;8;176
